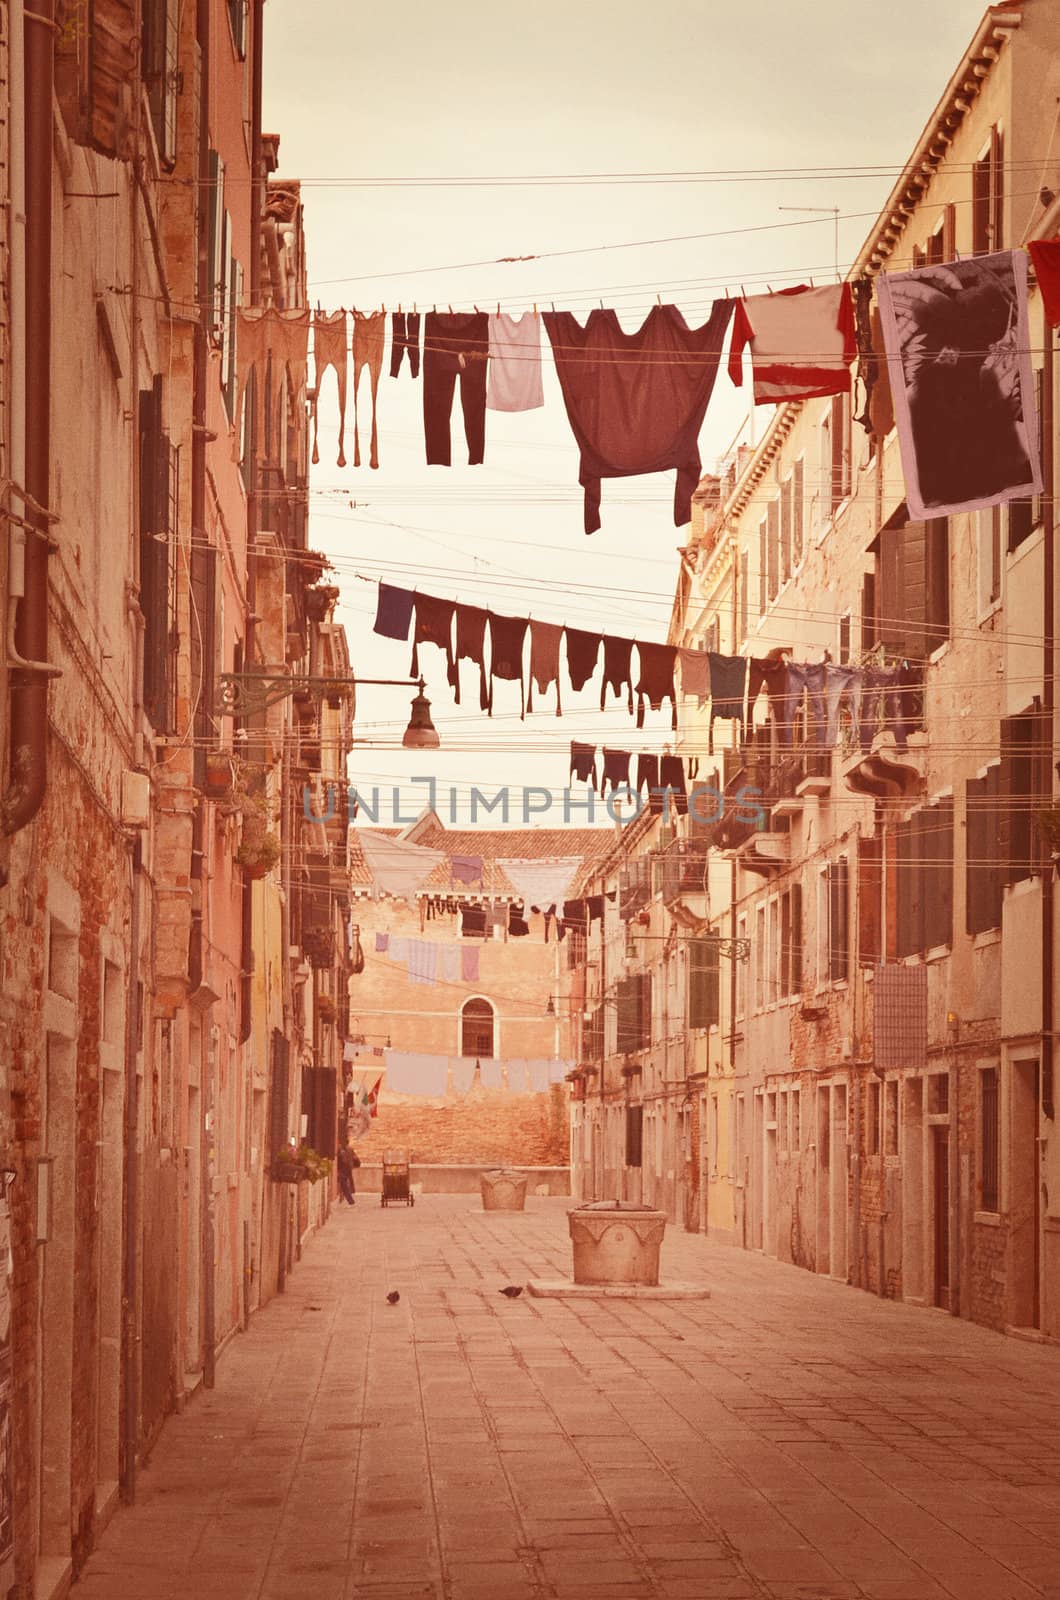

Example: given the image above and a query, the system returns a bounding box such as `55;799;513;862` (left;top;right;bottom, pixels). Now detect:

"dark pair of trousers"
391;311;420;378
423;311;488;465
338;1172;355;1204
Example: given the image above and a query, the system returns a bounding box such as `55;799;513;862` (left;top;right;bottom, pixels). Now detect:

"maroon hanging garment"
570;741;597;786
600;635;634;713
409;594;455;681
527;620;564;715
487;613;529;717
453;603;489;709
659;754;688;815
565;627;602;693
543;301;733;534
635;641;677;730
600;748;631;797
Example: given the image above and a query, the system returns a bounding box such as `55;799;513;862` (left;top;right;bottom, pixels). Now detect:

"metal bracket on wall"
215;670;353;718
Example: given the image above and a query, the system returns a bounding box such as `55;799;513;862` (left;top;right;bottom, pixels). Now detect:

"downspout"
1041;319;1055;1126
2;0;59;838
121;839;143;1502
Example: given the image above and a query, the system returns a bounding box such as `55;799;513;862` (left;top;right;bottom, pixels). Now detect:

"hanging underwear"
390;310;421;378
600;636;635;713
600;748;631;797
570;742;597;787
311;309;348;466
635;641;678;730
527;620;564;715
452;603;489;710
565;628;602;693
233;307;310;462
409;594;455;681
487;614;529;717
352;309;385;469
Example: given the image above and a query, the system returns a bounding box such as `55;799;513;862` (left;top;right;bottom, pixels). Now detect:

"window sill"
925;943;951;964
972;928;1001;949
974;1209;1002;1227
927;641;950;666
977;598;1003;627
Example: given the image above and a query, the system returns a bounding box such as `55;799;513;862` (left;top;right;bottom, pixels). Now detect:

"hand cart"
381;1149;414;1207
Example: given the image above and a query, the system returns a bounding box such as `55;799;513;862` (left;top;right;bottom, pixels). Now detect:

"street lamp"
215;669;441;748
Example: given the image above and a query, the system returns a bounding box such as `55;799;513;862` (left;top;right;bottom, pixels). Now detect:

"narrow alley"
75;1198;1060;1600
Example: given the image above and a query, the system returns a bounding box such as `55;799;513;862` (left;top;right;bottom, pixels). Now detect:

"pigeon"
386;1291;400;1304
499;1285;523;1299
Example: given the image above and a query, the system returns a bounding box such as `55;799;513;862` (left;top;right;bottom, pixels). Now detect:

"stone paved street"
75;1197;1060;1600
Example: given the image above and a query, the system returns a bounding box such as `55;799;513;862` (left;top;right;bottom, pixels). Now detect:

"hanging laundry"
570;742;597;787
527;620;564;715
497;858;582;914
707;653;747;751
390;310;421;378
1029;238;1060;325
565;627;602;693
562;899;588;934
679;647;710;707
452;602;489;710
423;310;489;465
543;301;734;533
407;940;439;986
549;1059;573;1084
460;945;480;983
600;748;631;797
747;656;791;742
852;280;893;440
600;635;635;714
438;945;461;985
410;593;455;681
351;310;385;469
785;661;828;748
659;754;688;815
359;830;445;901
311;310;348;467
728;283;856;405
636;753;663;815
525;1060;551;1094
487;310;545;411
384;1051;448;1097
487;613;529;716
450;1057;476;1095
876;250;1041;520
824;663;862;747
586;894;604;925
234;306;310;461
374;932;389;954
635;641;677;730
460;905;487;938
509;902;530;938
451;854;483;886
389;936;409;965
478;1057;503;1088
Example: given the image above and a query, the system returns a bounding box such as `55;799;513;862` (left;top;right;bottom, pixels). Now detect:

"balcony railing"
657;839;710;905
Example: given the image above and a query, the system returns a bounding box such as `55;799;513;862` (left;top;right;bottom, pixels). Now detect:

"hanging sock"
423;311;489;465
876;249;1041;520
635;641;677;730
373;582;415;642
527;620;564;715
487;311;544;411
543;301;733;533
487;613;528;717
565;627;602;693
311;309;348;466
600;635;635;714
409;593;455;681
452;603;489;709
728;283;855;405
390;310;421;377
351;309;385;469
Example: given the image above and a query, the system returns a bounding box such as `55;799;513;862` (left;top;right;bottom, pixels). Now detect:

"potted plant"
318;995;337;1025
236;801;280;879
272;1142;333;1184
203;750;236;798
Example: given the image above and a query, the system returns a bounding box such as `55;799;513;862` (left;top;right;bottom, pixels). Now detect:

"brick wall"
356;1084;569;1169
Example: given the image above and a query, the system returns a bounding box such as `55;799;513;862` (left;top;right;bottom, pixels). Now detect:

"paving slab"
72;1195;1060;1599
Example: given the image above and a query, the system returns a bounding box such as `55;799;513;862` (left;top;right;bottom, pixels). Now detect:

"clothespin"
398;302;402;313
532;302;537;314
382;302;386;314
496;301;501;315
656;292;662;305
448;304;453;314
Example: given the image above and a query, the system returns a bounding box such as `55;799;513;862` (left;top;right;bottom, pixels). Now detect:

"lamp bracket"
216;670;353;718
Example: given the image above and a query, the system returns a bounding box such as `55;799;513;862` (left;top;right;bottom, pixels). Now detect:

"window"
767;498;780;600
735;915;748;1019
227;0;247;55
688;938;720;1030
972;126;1004;256
739;551;750;645
792;457;805;565
755;902;768;1010
616;973;651;1054
860;572;877;655
780;476;793;581
999;708;1042;886
710;1095;720;1173
867;1080;881;1156
142;0;178;164
302;1065;338;1159
858;836;883;963
819;392;851;527
877;513;949;658
206;152;228;346
224;257;243;419
1006;369;1044;551
895;799;954;957
582;1005;604;1062
758;518;768;615
977;506;1003;615
767;898;779;1005
790;1089;801;1151
777;1091;788;1152
979;1067;999;1211
461;998;495;1057
138;377;178;732
268;1031;290;1160
824;857;850;982
966;766;1003;934
838;613;851;664
779;882;802;997
625;1104;643;1169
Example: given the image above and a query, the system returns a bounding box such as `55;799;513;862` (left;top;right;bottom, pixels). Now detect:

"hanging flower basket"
203;751;236;798
318;996;338;1025
236;805;281;879
272;1160;308;1184
272;1143;332;1184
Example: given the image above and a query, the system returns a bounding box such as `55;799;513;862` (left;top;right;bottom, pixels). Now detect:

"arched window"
461;997;495;1058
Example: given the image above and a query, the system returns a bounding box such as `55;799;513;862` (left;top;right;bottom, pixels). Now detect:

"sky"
261;0;993;829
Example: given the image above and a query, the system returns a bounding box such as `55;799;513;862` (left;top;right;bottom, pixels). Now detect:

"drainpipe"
1041;321;1055;1126
121;839;143;1502
2;0;59;838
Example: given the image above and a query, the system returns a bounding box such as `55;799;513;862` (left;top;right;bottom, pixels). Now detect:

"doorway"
932;1126;950;1309
1009;1059;1041;1329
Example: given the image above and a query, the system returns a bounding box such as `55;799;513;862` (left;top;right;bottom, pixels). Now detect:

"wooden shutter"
615;976;638;1055
966;769;1002;935
625;1104;643;1168
1000;710;1035;884
973;150;991;255
790;882;803;992
688;938;720;1029
830;392;847;510
991;125;1004;251
268;1030;290;1158
307;1066;338;1159
758;519;768;615
925;518;949;651
637;972;653;1049
895;818;919;960
792;458;804;564
858;836;883;963
924;799;953;951
780;477;793;581
878;517;947;660
942;203;957;262
829;856;850;980
861;572;877;654
767;498;780;599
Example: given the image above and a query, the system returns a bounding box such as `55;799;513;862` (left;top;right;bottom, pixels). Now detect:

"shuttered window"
758;518;768;615
999;709;1038;885
895;800;954;957
303;1065;338;1159
688;938;720;1028
979;1067;1000;1212
138;378;178;731
767;498;780;600
858;836;883;963
461;998;495;1057
827;857;850;981
142;0;179;164
972;126;1004;256
878;514;949;659
625;1104;643;1168
966;767;1003;934
792;457;805;564
616;974;651;1054
268;1030;290;1159
779;883;802;997
780;476;793;581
